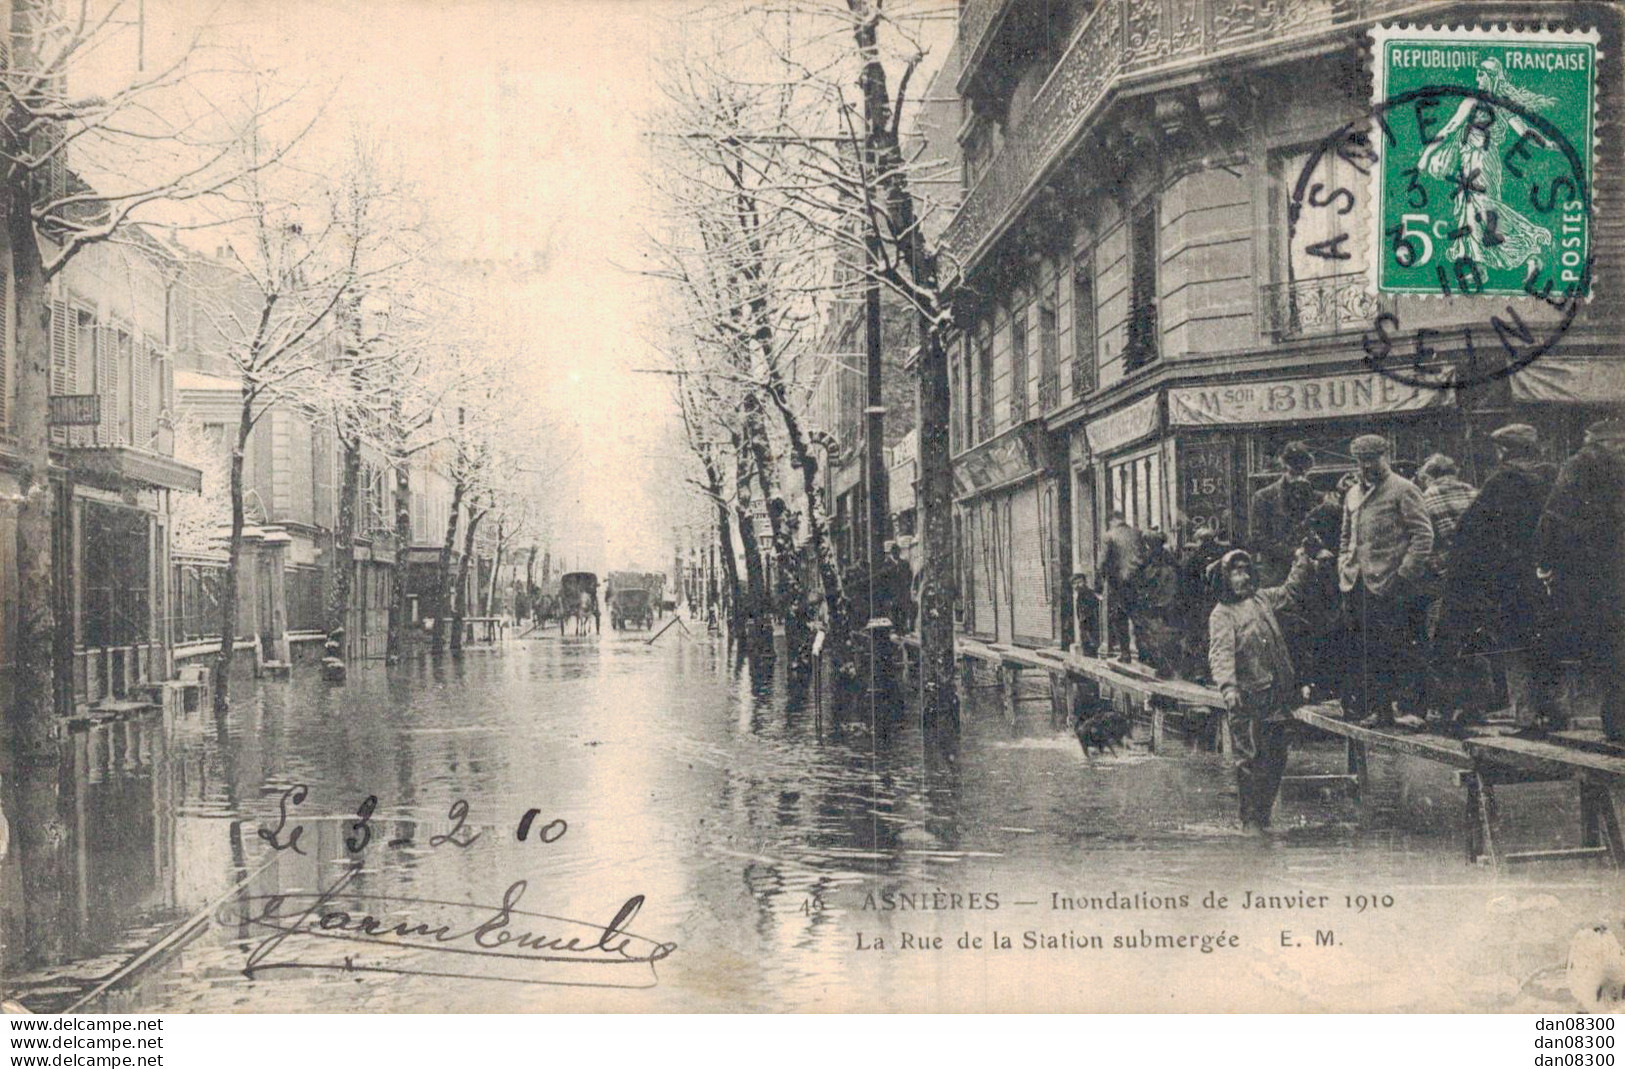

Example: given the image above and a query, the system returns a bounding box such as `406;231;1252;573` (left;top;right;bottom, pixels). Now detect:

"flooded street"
3;634;1621;1013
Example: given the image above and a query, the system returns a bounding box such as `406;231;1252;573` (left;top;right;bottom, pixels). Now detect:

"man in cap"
1437;424;1560;734
1536;417;1625;742
1338;434;1434;728
1250;440;1321;586
1207;543;1319;830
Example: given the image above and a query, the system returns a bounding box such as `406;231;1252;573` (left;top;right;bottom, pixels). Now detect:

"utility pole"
864;226;889;601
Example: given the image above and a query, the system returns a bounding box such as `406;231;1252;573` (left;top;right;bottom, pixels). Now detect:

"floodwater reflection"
1;633;1620;1012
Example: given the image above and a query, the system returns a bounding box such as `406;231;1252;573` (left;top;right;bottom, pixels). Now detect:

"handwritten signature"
218;863;677;988
238;789;670;988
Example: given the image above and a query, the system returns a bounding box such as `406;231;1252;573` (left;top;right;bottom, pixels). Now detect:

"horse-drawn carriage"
557;572;599;635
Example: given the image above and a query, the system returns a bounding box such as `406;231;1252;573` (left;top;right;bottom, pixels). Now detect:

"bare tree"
653;0;963;733
196;118;393;712
309;131;424;676
644;38;862;672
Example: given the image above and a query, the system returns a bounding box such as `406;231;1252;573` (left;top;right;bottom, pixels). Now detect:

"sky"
137;0;689;568
116;0;950;572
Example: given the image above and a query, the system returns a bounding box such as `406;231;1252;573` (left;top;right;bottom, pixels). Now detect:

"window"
1038;282;1059;411
115;329;134;446
1281;146;1369;284
950;349;964;452
1271;146;1373;337
1125;198;1159;371
975;321;993;443
1071;256;1096;398
1008;300;1029;424
1108;446;1163;533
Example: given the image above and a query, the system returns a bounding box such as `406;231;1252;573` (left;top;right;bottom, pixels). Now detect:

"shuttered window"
1009;299;1029;424
132;338;154;448
1072;256;1096;399
94;323;118;445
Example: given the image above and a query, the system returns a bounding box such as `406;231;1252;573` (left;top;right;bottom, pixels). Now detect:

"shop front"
1167;369;1461;547
1067;392;1167;653
953;423;1065;648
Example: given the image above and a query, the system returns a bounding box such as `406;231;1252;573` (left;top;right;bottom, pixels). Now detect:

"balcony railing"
944;0;1445;269
1263;273;1390;341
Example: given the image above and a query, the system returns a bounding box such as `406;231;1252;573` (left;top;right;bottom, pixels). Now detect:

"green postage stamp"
1370;24;1599;298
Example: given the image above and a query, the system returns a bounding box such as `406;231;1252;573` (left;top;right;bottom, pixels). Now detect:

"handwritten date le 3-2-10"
256;786;568;856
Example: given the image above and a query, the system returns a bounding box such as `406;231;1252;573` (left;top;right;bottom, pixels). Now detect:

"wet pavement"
2;631;1621;1012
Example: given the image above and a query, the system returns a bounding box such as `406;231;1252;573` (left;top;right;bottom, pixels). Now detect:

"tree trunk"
328;430;361;665
484;520;504;617
762;390;847;646
450;506;484;653
731;436;772;656
213;395;253;713
744;412;810;670
386;459;411;663
916;322;959;739
843;0;960;736
7;142;68;965
431;479;465;653
715;505;740;637
695;453;741;638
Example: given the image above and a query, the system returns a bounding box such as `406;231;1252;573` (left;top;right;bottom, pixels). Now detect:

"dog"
1070;703;1132;758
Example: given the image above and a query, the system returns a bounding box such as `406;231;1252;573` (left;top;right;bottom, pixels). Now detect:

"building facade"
0;226;205;711
944;0;1625;651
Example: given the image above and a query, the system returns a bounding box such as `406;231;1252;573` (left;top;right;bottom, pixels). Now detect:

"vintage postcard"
1;0;1624;1018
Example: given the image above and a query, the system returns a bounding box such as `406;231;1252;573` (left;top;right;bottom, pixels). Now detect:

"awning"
60;446;202;493
1509;359;1625;403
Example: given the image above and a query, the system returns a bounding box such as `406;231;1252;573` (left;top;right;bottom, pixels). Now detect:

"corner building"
943;0;1625;651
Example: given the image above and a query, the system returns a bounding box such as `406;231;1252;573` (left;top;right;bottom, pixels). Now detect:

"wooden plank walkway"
1291;704;1474;769
903;632;1625;866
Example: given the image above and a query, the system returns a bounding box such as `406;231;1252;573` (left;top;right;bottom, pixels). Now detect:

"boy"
1208;543;1322;830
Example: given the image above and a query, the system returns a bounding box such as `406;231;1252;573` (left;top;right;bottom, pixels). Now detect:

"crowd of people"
1090;421;1625;828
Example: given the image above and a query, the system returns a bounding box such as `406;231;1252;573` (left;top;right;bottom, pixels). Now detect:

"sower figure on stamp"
1338;434;1434;729
1536;417;1625;743
1207;544;1321;831
1436;424;1559;734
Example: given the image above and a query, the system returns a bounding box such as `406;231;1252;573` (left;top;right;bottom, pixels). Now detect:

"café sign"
1168;371;1452;427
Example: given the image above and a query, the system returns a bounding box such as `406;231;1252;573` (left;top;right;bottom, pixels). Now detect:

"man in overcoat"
1536;418;1625;741
1250;440;1321;585
1097;511;1143;661
1338;434;1433;728
1438;424;1559;732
